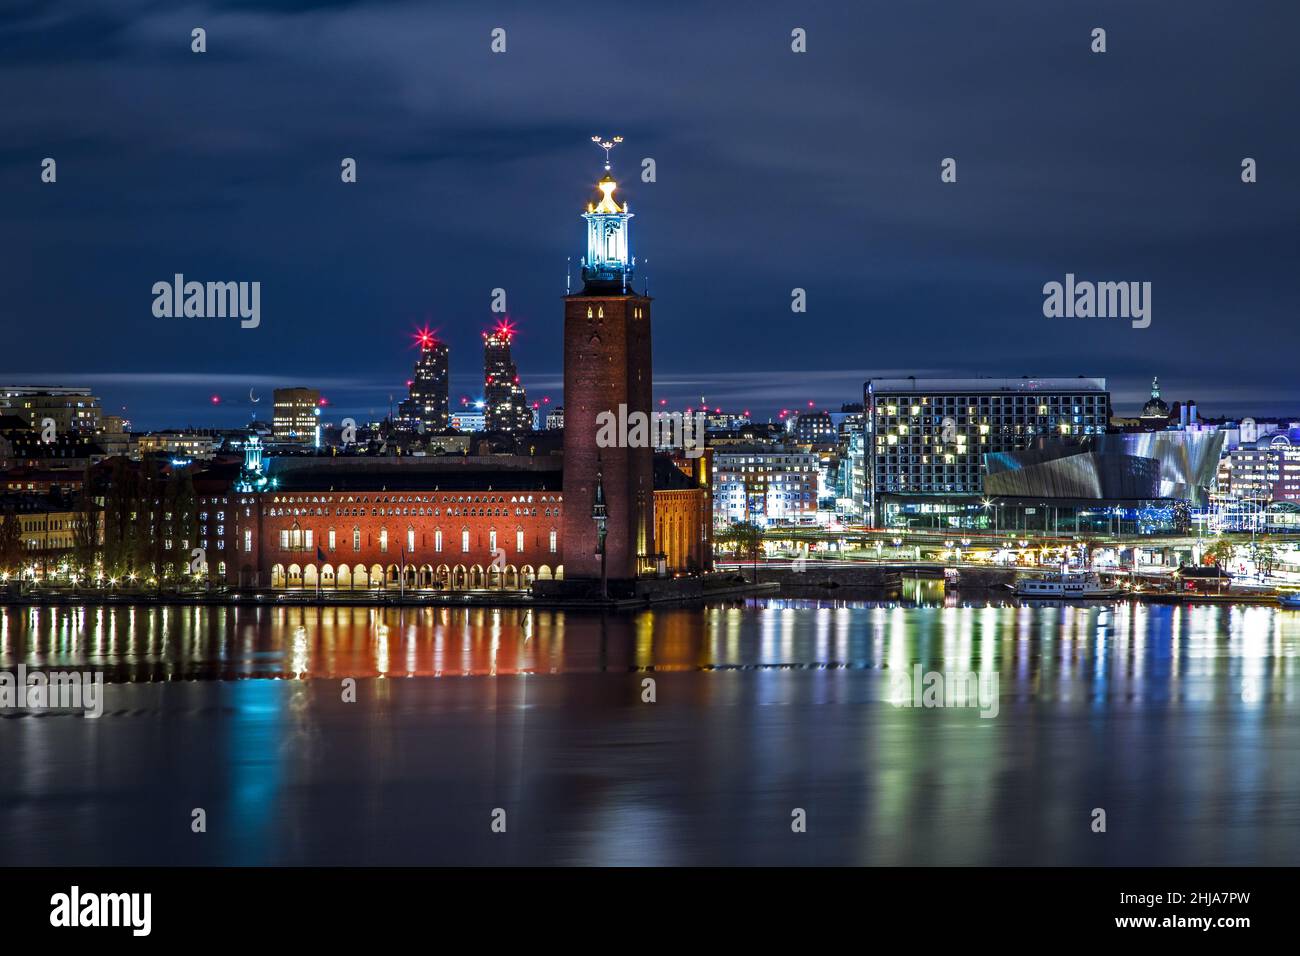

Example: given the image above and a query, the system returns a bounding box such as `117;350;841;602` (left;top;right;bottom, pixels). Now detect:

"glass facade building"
864;377;1111;524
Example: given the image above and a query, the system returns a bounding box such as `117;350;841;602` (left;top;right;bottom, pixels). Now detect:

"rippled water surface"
2;591;1298;865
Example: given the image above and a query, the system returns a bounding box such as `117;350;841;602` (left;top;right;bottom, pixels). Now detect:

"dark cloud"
2;0;1298;428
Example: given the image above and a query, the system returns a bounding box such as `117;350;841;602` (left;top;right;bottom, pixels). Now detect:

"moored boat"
1009;569;1122;599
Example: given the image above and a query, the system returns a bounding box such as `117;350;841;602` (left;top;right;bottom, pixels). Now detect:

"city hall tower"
561;137;655;583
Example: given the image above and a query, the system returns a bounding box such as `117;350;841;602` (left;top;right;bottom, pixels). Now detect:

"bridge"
719;524;1300;581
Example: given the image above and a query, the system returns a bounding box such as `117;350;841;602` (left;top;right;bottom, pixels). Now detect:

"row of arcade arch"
267;563;563;591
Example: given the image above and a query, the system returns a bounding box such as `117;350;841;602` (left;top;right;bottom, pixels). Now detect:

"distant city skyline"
0;363;1289;433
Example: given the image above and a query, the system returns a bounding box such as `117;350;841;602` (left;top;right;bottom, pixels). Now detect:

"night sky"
4;0;1298;430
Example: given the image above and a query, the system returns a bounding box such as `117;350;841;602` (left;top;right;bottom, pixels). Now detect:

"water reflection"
2;601;1299;699
1;599;1299;865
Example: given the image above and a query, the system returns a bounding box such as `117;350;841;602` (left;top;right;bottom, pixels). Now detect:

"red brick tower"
561;138;654;583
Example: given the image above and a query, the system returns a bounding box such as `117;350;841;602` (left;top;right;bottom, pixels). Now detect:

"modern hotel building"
863;377;1111;525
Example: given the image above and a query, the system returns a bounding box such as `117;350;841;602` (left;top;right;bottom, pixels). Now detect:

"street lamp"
592;466;608;600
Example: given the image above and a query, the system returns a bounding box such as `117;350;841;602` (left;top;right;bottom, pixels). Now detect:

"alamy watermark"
889;665;999;719
1;665;104;717
50;886;150;936
1042;273;1150;329
152;274;260;328
595;404;706;459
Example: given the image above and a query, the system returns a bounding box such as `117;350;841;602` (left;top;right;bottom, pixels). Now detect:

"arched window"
380;528;389;553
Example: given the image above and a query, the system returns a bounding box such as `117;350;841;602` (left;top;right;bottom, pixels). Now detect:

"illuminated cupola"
581;135;635;293
234;433;270;492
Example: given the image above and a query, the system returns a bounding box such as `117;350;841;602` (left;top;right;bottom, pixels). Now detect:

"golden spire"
588;135;626;214
592;174;621;214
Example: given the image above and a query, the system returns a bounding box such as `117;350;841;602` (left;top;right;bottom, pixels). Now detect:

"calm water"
2;586;1298;865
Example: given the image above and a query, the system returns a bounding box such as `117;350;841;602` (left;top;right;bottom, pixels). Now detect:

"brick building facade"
210;449;710;591
562;292;655;581
652;453;713;574
228;456;565;590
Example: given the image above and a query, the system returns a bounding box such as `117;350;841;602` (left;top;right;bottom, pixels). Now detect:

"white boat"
1009;569;1122;599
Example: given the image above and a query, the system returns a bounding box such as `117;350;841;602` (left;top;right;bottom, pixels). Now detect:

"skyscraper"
272;387;321;444
483;321;531;433
561;137;655;582
397;329;449;432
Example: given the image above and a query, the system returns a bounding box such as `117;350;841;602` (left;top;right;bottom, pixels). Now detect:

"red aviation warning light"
413;324;439;349
488;318;518;342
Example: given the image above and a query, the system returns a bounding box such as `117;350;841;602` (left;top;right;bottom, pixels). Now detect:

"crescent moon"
249;387;260;403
